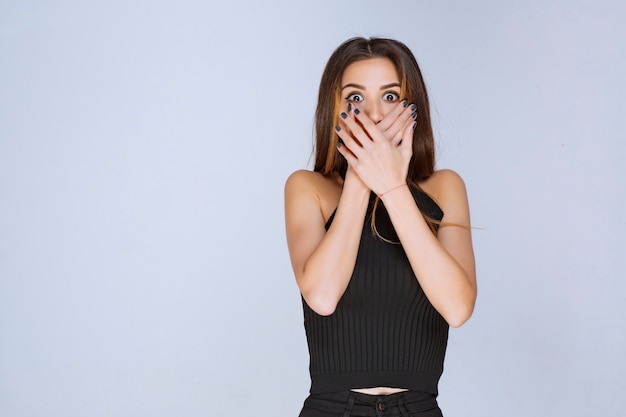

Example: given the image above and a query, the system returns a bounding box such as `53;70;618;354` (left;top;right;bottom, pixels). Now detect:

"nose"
364;100;383;123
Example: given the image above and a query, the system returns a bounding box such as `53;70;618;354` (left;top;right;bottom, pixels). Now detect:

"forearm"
381;187;476;327
298;182;370;316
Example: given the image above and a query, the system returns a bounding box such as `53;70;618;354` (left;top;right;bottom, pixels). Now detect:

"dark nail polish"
411;111;417;119
335;125;341;131
336;141;342;148
411;104;417;111
347;103;352;112
412;122;417;130
341;112;347;119
402;100;408;107
354;108;360;115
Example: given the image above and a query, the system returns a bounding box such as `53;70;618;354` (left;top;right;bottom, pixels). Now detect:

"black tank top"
302;188;448;394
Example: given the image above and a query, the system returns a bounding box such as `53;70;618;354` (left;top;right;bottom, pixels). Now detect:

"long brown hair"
313;37;439;236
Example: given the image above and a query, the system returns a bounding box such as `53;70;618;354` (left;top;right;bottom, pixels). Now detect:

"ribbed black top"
303;188;448;394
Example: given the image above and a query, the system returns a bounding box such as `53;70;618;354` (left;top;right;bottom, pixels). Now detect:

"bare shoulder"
285;169;323;191
285;170;342;223
420;169;469;221
285;169;336;198
420;168;466;200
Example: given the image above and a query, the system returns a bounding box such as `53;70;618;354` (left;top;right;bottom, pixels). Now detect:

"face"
340;57;402;123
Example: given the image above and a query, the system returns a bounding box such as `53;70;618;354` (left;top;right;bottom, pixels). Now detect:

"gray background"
1;1;625;416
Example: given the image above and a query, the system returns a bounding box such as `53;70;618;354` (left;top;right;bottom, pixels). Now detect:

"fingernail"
341;112;348;119
412;122;417;130
402;100;408;107
411;111;417;119
411;104;417;111
336;141;342;148
354;108;360;115
347;103;352;112
335;125;341;131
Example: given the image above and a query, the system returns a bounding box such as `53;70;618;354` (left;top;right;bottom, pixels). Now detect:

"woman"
285;37;476;417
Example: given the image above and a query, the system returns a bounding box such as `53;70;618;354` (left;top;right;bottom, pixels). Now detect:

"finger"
377;100;407;132
340;111;372;148
335;136;359;166
390;129;403;147
389;116;410;146
399;119;416;154
389;104;417;145
338;98;370;135
334;123;365;157
353;109;388;143
391;116;416;147
336;114;355;142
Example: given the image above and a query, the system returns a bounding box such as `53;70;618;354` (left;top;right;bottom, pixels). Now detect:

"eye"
383;92;400;102
345;93;364;102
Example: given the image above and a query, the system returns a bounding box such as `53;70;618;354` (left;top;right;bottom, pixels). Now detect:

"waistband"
303;390;440;417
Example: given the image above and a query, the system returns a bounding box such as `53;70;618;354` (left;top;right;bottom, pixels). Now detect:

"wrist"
342;176;371;200
343;169;370;193
378;183;414;216
377;183;408;198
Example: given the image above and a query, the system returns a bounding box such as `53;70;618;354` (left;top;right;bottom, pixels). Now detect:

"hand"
335;105;415;195
340;101;416;145
376;100;418;145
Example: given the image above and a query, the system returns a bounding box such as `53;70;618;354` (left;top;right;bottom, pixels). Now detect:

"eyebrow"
341;82;401;90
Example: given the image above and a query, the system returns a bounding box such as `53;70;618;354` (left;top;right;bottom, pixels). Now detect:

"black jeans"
298;390;443;417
